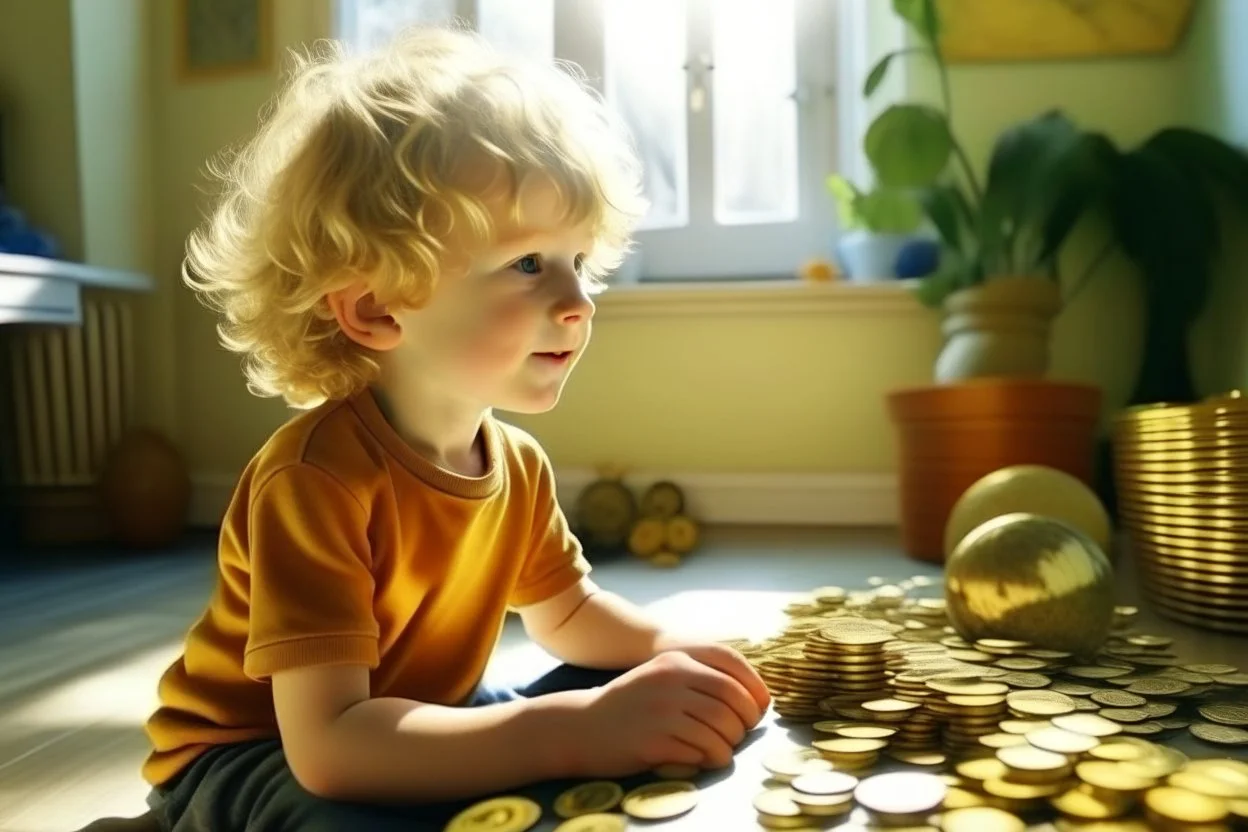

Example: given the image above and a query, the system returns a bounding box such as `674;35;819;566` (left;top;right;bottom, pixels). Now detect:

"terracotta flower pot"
935;276;1063;383
888;379;1102;563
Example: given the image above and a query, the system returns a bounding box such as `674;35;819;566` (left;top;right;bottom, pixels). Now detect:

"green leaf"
1107;145;1218;321
1144;128;1248;212
1035;132;1119;268
911;259;968;308
863;52;897;97
857;187;923;233
919;184;965;252
864;104;953;188
826;174;864;229
892;0;939;44
977;111;1083;272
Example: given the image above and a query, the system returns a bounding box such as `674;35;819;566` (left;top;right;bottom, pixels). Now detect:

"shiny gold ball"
944;464;1112;559
944;512;1115;659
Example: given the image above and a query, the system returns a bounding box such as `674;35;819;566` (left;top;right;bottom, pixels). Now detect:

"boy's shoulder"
245;393;386;494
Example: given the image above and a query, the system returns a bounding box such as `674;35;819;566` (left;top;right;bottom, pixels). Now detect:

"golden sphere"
944;512;1115;658
944;464;1111;558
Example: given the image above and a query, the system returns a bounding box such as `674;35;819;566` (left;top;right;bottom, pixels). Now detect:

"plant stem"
1063;238;1116;305
933;49;983;208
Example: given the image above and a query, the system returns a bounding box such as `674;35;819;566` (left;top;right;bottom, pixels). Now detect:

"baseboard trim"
189;469;899;529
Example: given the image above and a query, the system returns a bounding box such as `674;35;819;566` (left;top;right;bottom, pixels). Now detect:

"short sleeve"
509;448;592;609
242;464;379;681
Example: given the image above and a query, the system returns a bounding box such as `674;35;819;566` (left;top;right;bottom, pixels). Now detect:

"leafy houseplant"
862;0;1101;382
825;176;937;282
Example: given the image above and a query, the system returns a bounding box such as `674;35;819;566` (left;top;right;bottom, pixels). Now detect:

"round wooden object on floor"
99;428;191;548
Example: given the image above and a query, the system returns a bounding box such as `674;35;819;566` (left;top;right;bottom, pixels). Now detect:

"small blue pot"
836;231;939;282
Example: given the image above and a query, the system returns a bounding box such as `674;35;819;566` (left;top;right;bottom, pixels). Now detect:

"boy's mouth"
533;350;573;364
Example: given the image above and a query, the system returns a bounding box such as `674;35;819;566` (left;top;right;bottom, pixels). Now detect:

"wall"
139;4;1195;515
1183;0;1248;398
0;0;83;260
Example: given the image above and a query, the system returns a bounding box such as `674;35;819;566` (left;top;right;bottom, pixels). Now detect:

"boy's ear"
326;281;402;351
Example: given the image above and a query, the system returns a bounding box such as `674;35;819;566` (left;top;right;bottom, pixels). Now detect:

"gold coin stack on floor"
737;576;1248;829
1113;392;1248;634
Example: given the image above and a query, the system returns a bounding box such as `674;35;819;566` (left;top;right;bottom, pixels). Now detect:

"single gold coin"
997;743;1072;774
996;657;1049;671
956;757;1009;782
1089;690;1146;708
1098;708;1150;724
982;778;1065;800
941;806;1025;832
928;680;1010;696
1049;783;1133;820
752;787;802;819
552;814;627;832
861;698;921;715
1169;760;1248;799
1007;689;1077;717
554;782;624;818
997;671;1052;689
1051;713;1123;738
889;750;947;767
1125;678;1191;696
1085;737;1156;762
977;638;1032;651
620;781;699;820
763;748;833;780
1066;665;1133;680
812;737;888;755
1075;761;1157;792
444;796;542;832
1199;703;1248;726
811;720;846;734
834;724;897;740
1025;726;1101;755
979;733;1028;749
999;719;1052;735
1184;663;1239;675
1119;745;1188;779
853;771;947;816
789;770;858;797
1127;635;1173;648
1144;785;1229;824
1190;722;1248;745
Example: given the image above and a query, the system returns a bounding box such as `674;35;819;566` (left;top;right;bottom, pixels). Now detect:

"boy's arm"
272;663;589;803
518;579;770;716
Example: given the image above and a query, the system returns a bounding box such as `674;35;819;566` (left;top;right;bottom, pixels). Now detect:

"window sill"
592;279;927;320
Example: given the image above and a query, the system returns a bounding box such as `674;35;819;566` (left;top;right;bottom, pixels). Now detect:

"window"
334;0;840;281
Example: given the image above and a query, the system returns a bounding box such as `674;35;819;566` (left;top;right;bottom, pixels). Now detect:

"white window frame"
328;0;887;283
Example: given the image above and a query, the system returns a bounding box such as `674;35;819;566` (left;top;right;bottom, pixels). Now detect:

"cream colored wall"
1183;0;1248;398
69;0;176;435
138;4;1194;484
0;0;83;260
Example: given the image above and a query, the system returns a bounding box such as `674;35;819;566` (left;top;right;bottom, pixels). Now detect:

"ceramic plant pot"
934;276;1063;383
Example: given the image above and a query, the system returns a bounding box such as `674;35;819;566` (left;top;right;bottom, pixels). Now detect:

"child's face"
388;174;597;414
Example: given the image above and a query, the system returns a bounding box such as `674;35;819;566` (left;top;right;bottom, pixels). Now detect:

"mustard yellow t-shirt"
141;388;590;787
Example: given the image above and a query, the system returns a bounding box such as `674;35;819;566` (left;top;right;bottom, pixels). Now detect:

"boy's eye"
513;255;542;275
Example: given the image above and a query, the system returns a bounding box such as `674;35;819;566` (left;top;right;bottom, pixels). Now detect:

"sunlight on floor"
8;641;184;729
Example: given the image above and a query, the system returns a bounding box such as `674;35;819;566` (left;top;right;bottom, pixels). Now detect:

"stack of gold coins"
1112;391;1248;633
756;645;841;720
802;618;894;705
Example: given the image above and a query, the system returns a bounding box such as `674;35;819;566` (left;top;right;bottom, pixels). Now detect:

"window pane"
340;0;457;53
603;0;688;230
712;0;799;225
476;0;554;63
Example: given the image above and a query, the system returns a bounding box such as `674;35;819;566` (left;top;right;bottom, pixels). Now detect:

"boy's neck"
369;376;489;479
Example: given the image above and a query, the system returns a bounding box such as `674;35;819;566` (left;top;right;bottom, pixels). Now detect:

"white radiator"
7;297;136;487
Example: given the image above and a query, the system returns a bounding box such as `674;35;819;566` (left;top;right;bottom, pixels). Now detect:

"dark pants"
148;665;631;832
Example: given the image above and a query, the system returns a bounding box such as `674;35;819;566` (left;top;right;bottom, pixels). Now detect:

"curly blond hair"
184;23;646;408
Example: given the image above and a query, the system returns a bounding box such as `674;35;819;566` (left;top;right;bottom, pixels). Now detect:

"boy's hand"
568;649;770;778
651;636;772;715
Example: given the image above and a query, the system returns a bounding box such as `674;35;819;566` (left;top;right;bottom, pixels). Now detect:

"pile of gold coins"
736;575;1248;829
1112;392;1248;634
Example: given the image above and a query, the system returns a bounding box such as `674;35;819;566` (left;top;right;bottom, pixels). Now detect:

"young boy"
138;23;770;832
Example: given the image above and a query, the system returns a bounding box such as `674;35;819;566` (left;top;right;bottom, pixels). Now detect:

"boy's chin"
494;386;565;415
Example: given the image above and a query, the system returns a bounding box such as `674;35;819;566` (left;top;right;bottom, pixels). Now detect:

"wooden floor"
0;525;910;832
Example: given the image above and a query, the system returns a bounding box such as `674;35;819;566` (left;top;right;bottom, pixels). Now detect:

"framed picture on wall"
177;0;274;80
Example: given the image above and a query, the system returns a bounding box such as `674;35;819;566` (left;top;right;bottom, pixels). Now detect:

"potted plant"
868;0;1108;561
826;176;938;282
861;0;1104;382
